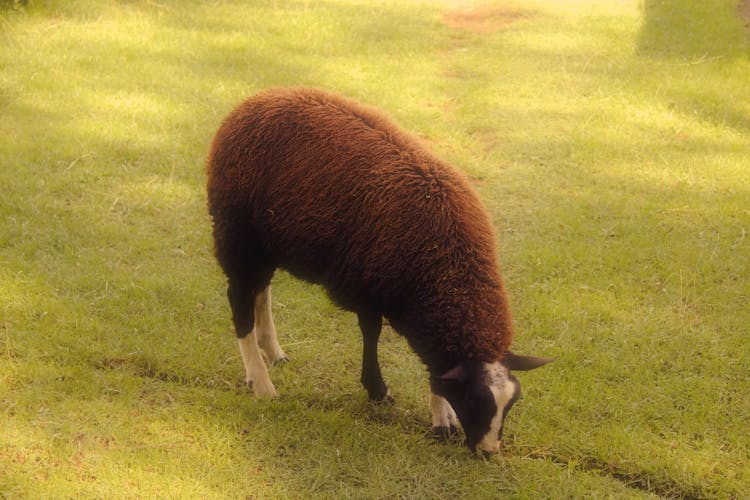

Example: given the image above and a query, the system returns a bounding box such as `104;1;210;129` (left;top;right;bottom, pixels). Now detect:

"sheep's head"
431;353;554;455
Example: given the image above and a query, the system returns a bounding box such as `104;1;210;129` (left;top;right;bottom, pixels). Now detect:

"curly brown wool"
207;87;514;376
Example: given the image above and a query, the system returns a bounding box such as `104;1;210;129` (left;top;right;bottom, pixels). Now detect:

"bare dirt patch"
443;6;527;33
740;0;750;28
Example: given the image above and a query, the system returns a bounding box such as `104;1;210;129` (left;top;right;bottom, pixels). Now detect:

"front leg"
357;310;390;402
430;393;458;439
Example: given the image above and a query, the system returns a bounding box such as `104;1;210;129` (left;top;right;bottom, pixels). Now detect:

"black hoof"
432;425;459;441
368;390;394;405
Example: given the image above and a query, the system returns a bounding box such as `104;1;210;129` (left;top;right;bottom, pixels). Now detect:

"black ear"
503;352;556;371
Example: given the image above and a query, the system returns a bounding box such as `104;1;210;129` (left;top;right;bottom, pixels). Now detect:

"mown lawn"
1;0;748;498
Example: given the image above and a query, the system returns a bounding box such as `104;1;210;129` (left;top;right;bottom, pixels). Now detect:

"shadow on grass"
637;0;748;59
0;0;26;10
634;1;750;135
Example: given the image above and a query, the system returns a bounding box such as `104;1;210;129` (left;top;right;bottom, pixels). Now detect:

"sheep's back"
207;88;499;316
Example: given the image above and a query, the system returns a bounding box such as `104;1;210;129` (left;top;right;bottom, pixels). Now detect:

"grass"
1;0;748;497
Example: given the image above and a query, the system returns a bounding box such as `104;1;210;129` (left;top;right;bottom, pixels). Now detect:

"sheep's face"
432;361;518;454
431;353;553;455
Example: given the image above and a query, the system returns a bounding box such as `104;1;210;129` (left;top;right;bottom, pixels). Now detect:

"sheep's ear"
503;352;556;371
439;363;468;381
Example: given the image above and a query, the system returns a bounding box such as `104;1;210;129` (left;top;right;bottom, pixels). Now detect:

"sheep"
206;87;553;455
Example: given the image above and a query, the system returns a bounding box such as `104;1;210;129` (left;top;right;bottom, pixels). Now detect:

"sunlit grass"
2;0;749;497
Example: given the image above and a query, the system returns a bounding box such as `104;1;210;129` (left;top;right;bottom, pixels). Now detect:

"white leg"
254;286;288;364
238;332;277;398
431;393;458;430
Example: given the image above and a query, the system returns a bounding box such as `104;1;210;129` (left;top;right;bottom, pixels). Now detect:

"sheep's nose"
476;441;501;457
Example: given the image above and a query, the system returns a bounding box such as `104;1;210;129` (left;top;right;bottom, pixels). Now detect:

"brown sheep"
206;87;553;455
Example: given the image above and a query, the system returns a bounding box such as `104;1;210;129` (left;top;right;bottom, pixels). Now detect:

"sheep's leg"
430;394;458;439
254;286;288;365
358;310;391;402
228;281;277;398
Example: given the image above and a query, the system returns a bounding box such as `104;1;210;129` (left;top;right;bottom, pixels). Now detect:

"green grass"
1;0;749;497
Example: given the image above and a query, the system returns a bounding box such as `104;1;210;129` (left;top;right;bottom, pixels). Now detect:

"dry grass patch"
443;5;530;33
740;0;750;27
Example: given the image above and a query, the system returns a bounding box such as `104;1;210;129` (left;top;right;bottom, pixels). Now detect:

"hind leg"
255;285;288;365
228;278;277;398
